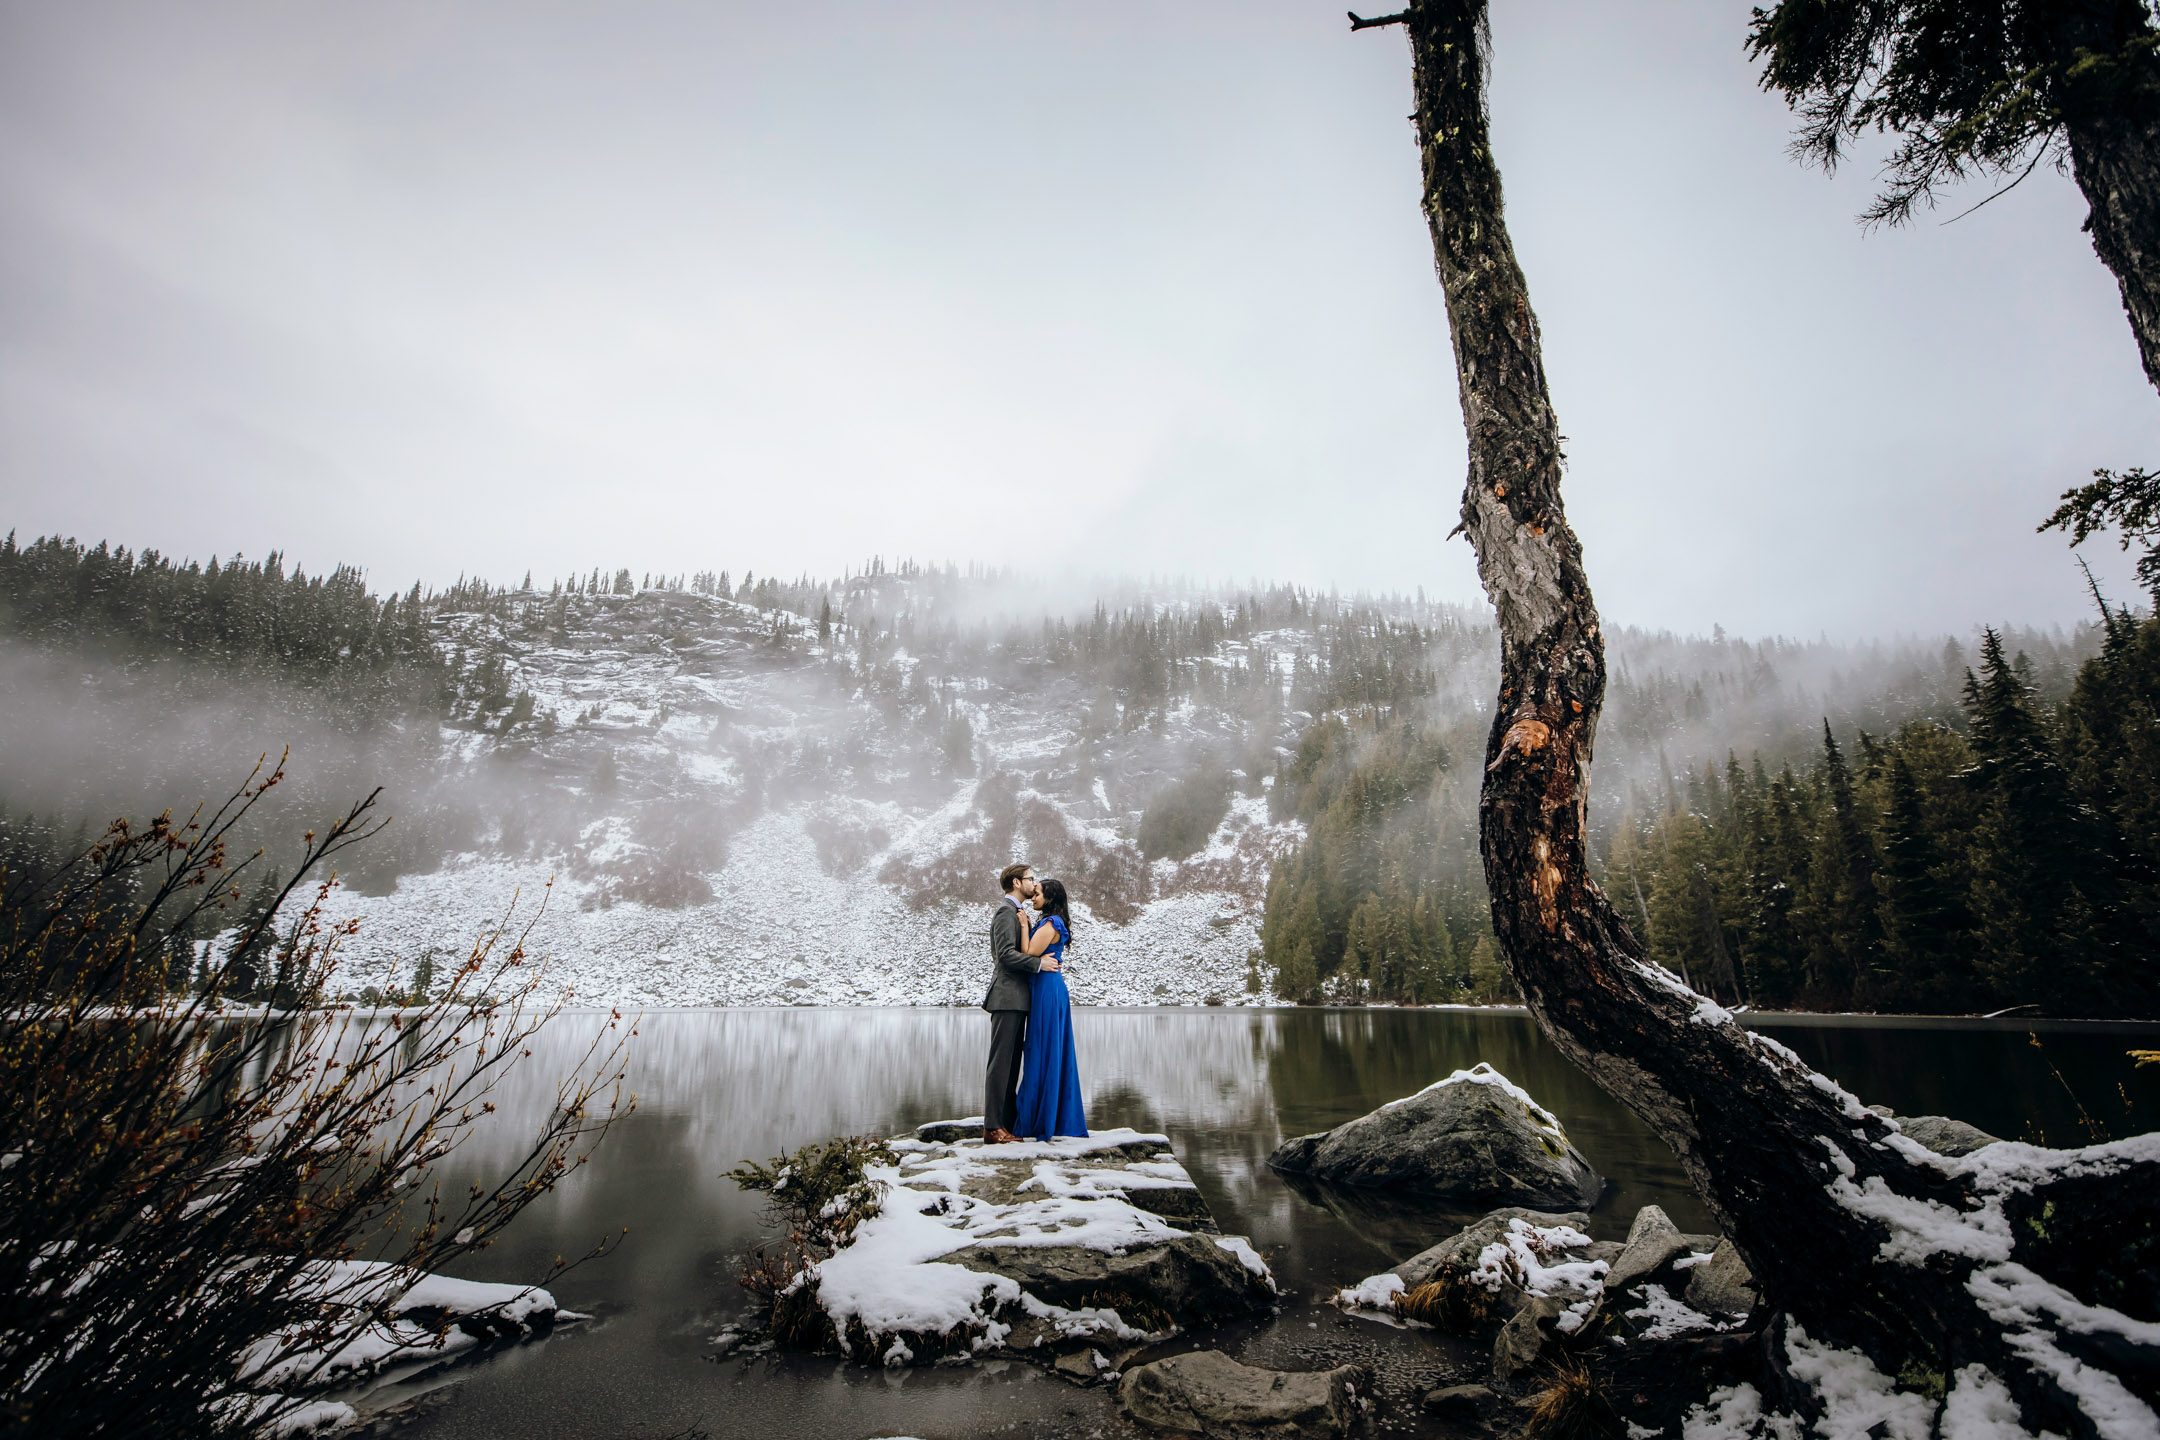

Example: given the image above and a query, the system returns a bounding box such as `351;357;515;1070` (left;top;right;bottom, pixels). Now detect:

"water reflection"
366;1007;2159;1440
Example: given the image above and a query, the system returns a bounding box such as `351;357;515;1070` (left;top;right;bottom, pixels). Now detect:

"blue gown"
1012;916;1088;1141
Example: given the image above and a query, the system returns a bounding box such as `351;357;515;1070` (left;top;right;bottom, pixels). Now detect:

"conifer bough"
1357;2;2160;1432
1748;0;2160;402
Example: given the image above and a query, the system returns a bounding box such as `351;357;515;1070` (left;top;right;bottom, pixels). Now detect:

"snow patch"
1335;1272;1407;1311
1382;1062;1566;1137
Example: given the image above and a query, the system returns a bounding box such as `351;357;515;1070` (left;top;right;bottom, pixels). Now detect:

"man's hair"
998;862;1032;894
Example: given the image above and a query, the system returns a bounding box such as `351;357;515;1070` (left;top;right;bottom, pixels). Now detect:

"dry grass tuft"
1394;1261;1513;1333
1523;1357;1622;1440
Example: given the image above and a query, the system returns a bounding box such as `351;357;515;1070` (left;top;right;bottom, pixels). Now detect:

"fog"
0;564;2103;964
3;1;2155;639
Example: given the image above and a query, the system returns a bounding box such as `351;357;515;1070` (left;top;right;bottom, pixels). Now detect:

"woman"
1011;877;1088;1140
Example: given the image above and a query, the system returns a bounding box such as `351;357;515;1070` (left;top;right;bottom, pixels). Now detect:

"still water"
358;1007;2160;1440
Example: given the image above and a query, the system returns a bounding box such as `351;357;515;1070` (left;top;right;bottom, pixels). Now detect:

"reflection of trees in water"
414;1008;2160;1286
1272;1168;1494;1262
1259;1009;1581;1135
442;1010;987;1178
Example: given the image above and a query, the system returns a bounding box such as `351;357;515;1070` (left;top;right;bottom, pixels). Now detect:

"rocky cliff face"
307;581;1324;1006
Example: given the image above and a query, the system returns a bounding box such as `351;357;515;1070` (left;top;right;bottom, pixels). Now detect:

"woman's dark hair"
1037;878;1073;945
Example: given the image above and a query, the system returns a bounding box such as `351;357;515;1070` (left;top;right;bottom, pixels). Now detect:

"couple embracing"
980;862;1088;1144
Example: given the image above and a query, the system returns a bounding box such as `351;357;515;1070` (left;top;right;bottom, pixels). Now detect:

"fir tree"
1817;722;1882;1006
1962;629;2114;1011
1874;752;1967;1010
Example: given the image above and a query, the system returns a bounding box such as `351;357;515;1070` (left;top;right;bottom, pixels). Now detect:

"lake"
352;1006;2160;1440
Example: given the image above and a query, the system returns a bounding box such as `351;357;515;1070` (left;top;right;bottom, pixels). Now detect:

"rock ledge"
789;1121;1277;1370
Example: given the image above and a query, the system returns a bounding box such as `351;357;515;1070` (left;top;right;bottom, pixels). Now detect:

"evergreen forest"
3;527;2153;1016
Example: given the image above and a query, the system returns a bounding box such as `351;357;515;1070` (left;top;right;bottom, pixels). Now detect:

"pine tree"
1818;723;1881;1007
1466;933;1512;1004
1874;752;1966;1010
2058;600;2160;1000
1737;767;1810;1007
1963;628;2114;1011
225;866;284;999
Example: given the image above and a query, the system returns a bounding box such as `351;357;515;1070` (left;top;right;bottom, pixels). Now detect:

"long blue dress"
1012;916;1088;1140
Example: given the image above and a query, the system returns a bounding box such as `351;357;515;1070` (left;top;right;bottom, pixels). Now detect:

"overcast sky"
3;1;2155;638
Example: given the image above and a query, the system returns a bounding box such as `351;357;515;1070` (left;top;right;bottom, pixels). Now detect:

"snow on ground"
218;1259;576;1435
241;1260;570;1390
315;804;1274;1008
283;584;1316;1009
1335;1211;1606;1314
806;1125;1276;1362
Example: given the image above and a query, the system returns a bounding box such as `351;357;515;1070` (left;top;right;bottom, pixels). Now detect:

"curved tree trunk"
2066;107;2160;400
1372;3;2160;1433
2049;6;2160;401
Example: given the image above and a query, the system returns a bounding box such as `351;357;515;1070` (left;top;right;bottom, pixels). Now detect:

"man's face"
1017;870;1039;900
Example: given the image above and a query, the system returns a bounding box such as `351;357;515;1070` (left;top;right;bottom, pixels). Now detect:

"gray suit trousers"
985;1010;1027;1134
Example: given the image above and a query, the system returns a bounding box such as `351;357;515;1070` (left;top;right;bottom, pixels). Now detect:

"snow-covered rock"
223;1258;578;1434
784;1123;1276;1368
239;1259;575;1390
1268;1064;1603;1208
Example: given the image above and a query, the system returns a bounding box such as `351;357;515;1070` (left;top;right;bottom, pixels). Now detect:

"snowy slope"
306;583;1309;1006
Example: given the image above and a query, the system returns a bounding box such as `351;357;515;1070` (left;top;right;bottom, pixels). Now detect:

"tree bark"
1381;2;2160;1433
2050;5;2160;401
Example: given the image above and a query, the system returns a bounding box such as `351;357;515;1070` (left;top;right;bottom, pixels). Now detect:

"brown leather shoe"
984;1127;1021;1145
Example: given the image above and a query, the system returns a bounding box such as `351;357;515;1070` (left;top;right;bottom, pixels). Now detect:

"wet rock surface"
943;1230;1266;1328
1489;1293;1568;1379
1895;1113;2002;1157
1117;1348;1365;1436
1390;1207;1609;1291
1601;1204;1691;1294
1268;1065;1602;1210
1420;1382;1500;1423
1682;1239;1760;1318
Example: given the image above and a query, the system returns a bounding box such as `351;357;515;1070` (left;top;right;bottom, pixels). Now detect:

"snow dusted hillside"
319;802;1287;1007
310;575;1329;1006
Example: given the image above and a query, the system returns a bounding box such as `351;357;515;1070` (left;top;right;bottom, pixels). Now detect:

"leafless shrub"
0;754;633;1438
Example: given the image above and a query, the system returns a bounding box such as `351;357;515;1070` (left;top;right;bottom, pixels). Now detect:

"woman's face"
1031;891;1046;911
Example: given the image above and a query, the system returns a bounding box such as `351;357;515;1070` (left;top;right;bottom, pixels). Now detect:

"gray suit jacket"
981;898;1039;1012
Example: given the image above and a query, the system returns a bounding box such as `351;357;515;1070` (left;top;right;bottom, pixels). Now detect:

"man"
983;861;1059;1143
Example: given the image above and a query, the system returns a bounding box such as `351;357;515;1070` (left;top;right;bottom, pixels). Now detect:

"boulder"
1422;1382;1500;1423
1053;1345;1114;1381
945;1230;1271;1328
1895;1114;2001;1157
1393;1207;1597;1290
1682;1239;1759;1318
1268;1064;1602;1209
1602;1204;1690;1294
1117;1349;1362;1436
1491;1293;1570;1379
